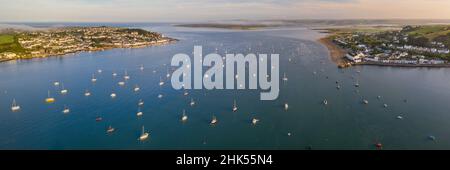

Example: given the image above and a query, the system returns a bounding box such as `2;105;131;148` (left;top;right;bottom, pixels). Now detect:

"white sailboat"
118;81;125;86
138;126;149;141
84;90;91;97
282;72;288;81
139;65;144;71
190;98;196;107
138;99;144;106
181;110;188;122
323;99;328;105
158;94;163;99
232;100;238;112
134;85;140;92
363;99;369;104
97;69;103;73
159;77;164;86
110;92;117;98
62;105;70;114
60;83;68;94
252;118;260;125
112;72;118;77
183;91;189;96
11;99;21;112
91;74;97;83
53;81;60;86
166;68;171;78
284;103;289;111
124;70;130;80
136;108;143;117
45;91;55;103
210;115;218;125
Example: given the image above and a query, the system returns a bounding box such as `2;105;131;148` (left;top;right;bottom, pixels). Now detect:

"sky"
1;0;450;22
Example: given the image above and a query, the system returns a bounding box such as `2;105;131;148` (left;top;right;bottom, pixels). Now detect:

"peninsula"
0;26;177;62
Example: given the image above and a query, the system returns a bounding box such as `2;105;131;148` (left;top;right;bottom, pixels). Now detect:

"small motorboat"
95;116;103;122
232;100;238;112
110;93;117;98
107;126;115;133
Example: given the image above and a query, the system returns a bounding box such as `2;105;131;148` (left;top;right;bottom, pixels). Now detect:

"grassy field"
407;25;450;40
0;34;15;45
0;34;27;54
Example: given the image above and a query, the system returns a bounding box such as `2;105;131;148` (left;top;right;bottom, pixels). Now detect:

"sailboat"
97;69;103;73
118;81;125;86
53;81;60;86
110;92;117;98
210;115;218;125
11;99;21;112
138;126;149;141
45;91;55;103
190;98;196;107
363;99;369;104
62;105;70;114
139;65;144;71
138;99;144;106
112;72;118;77
136;108;143;117
232;100;238;112
124;70;130;80
134;85;140;92
252;118;260;125
166;68;171;78
91;74;97;83
183;91;189;96
158;94;163;99
107;126;115;133
354;80;360;87
284;103;289;111
84;90;91;96
159;77;164;86
323;99;328;105
282;72;288;81
181;110;188;122
60;83;68;94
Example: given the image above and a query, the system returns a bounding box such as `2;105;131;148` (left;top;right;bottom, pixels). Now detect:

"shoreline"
317;35;350;67
0;40;177;63
317;33;450;68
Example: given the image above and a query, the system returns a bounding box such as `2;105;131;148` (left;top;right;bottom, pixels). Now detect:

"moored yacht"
60;83;68;94
107;126;115;133
62;105;70;114
124;70;130;80
137;108;143;117
232;100;238;112
139;126;149;141
84;90;91;96
45;91;56;103
91;74;97;83
190;98;196;107
210;115;218;125
11;99;21;112
159;77;164;86
134;85;140;92
181;110;188;122
138;99;144;106
252;118;260;125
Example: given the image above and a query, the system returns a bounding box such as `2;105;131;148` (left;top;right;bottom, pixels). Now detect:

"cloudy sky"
1;0;450;22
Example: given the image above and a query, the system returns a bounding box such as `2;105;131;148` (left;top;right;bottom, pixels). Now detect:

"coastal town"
325;25;450;67
0;26;177;61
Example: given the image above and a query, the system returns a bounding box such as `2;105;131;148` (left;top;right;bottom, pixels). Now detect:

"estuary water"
1;23;450;149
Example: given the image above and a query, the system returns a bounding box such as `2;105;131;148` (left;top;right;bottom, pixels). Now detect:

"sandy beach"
318;36;348;66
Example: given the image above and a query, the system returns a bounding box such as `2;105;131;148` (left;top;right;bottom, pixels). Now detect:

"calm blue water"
1;23;450;150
